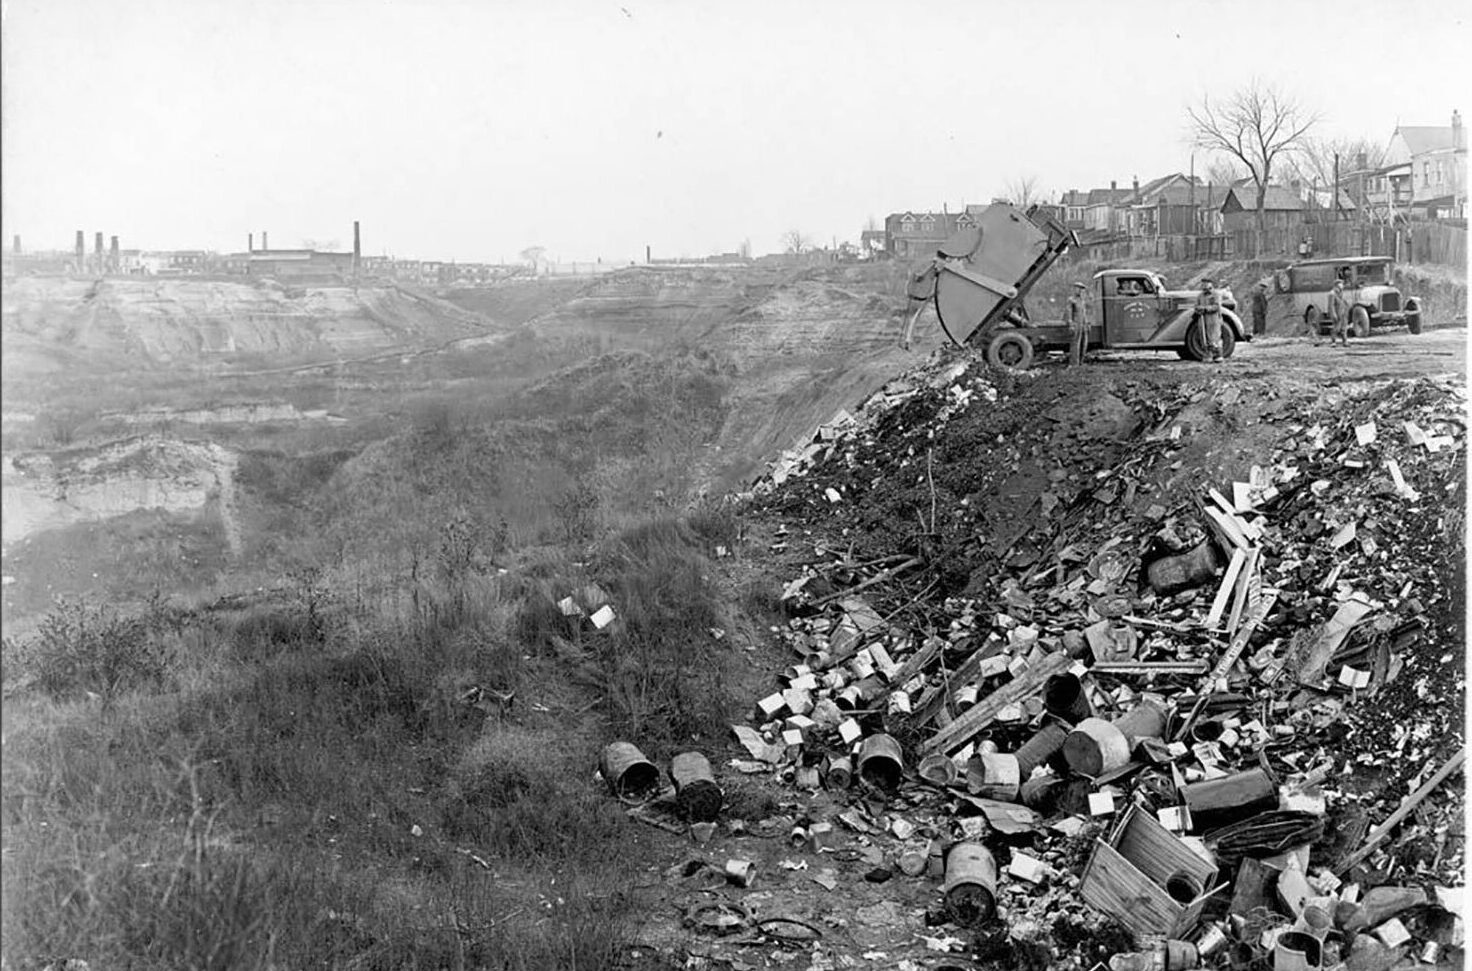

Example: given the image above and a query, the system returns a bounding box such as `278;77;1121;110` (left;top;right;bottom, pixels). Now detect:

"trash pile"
709;353;1466;969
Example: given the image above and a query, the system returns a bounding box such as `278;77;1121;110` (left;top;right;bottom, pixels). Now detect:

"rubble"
732;353;1464;967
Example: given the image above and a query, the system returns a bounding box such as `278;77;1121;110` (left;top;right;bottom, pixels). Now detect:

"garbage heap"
734;353;1465;969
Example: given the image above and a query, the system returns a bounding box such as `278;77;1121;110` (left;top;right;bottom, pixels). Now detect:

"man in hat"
1327;277;1351;346
1195;279;1224;362
1251;281;1269;337
1065;281;1091;365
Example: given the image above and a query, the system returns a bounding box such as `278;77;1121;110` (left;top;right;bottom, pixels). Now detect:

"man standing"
1328;278;1351;346
1251;281;1269;337
1196;278;1224;362
1066;281;1090;365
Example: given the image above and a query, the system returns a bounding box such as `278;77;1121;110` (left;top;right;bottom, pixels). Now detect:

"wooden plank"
912;639;996;726
1080;838;1180;939
809;558;922;606
1203;505;1250;552
1175;589;1279;742
1205;547;1247;629
920;652;1070;756
1226;548;1259;634
1091;660;1209;675
1335;745;1466;876
1115;806;1217;888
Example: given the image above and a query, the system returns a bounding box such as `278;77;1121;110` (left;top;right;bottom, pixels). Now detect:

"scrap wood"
1293;597;1374;687
1225;547;1261;635
809;557;922;606
1335;745;1467;876
912;640;1001;726
921;652;1071;756
1091;660;1208;675
1175;589;1279;742
1204;547;1248;629
1203;504;1251;552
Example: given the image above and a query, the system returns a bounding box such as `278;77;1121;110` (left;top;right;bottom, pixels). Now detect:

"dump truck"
902;203;1249;367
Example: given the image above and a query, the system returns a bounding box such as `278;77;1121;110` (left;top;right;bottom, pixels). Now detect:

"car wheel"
1184;319;1209;361
985;331;1034;370
1221;327;1237;358
1350;306;1371;338
1406;304;1423;335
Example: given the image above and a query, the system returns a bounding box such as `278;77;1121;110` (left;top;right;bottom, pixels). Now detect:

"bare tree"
1291;135;1388;198
1187;81;1319;256
1205;156;1245;189
863;215;880;232
780;229;814;255
1001;175;1041;208
518;245;546;267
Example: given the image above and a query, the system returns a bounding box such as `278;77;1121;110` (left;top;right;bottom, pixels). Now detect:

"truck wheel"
985;332;1034;370
1221;327;1237;358
1406;302;1423;334
1350;306;1371;338
1184;320;1209;361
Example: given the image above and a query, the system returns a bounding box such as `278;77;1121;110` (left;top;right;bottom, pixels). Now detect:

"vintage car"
1276;257;1423;336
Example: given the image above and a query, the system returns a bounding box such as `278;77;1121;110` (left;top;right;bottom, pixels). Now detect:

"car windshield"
1356;263;1390;286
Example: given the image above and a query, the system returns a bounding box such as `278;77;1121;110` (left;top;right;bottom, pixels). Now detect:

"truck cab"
1091;269;1246;359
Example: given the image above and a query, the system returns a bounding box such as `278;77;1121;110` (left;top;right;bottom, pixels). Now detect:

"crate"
1080;805;1224;938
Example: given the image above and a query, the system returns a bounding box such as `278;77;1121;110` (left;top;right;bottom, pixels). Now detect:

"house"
1337;152;1414;223
883;210;960;259
859;229;887;258
1125;174;1217;237
1385;110;1466;219
1219;184;1306;234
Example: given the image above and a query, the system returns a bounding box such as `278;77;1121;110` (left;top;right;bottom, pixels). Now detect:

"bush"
13;598;175;702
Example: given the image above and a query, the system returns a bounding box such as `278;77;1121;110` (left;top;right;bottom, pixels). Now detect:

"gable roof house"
1219;184;1307;233
1386;111;1466;219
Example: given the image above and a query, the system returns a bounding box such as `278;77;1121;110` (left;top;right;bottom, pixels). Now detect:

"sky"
2;0;1468;264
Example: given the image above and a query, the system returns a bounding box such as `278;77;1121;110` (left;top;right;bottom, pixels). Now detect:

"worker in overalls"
1328;278;1351;346
1066;282;1090;365
1195;279;1224;362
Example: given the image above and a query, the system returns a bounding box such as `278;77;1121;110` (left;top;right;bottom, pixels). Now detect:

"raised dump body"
906;203;1076;346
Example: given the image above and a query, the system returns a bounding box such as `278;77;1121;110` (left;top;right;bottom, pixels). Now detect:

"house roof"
1395;125;1456;156
1085;188;1132;205
1222;184;1304;212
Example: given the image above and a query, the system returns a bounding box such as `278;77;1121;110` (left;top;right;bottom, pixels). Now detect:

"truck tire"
1220;327;1237;359
986;331;1034;370
1350;306;1371;338
1185;319;1209;361
1406;300;1423;334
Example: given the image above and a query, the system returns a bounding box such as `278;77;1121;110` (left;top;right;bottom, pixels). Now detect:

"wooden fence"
1074;220;1464;267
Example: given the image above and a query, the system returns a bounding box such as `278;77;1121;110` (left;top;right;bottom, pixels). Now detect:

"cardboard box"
1081;806;1224;938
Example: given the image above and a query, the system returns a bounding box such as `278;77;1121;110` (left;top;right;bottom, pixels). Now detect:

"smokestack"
262;231;268;251
1454;110;1465;151
12;235;19;255
646;244;651;264
75;230;84;272
110;236;119;272
353;220;361;268
248;233;254;253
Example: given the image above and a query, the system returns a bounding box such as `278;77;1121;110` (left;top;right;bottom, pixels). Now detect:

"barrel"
670;751;723;821
824;755;853;790
943;843;997;926
1064;701;1167;776
1043;672;1093;722
1182;767;1276;831
599;742;659;797
1273;931;1320;971
857;734;903;790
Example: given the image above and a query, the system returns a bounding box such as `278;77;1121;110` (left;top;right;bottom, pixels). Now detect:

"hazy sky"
2;0;1467;263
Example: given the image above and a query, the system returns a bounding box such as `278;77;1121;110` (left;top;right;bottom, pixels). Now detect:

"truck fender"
1405;296;1421;312
1221;308;1247;340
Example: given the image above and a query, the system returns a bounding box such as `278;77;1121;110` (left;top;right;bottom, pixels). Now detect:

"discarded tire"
857;734;903;790
670;751;723;822
600;742;659;797
943;843;997;925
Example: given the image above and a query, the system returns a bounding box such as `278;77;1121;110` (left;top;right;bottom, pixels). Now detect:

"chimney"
75;230;84;270
353;220;361;268
248;233;254;253
94;232;104;274
1133;175;1140;197
110;236;119;272
1357;151;1367;171
262;231;268;251
1454;110;1465;151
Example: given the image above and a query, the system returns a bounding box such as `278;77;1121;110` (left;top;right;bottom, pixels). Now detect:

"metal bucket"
1043;672;1093;722
942;842;997;926
670;751;722;822
824;755;853;790
1273;931;1321;971
599;741;659;797
918;752;959;787
1014;722;1069;777
1062;717;1131;776
857;734;903;790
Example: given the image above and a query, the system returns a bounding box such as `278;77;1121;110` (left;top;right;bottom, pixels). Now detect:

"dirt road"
1086;328;1466;382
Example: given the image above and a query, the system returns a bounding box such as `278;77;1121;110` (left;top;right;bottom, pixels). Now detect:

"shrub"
15;598;175;703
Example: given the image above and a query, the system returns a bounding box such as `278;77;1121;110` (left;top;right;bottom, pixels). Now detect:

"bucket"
670;751;722;822
857;734;903;790
1014;722;1069;777
1273;931;1321;971
1044;673;1093;722
1296;902;1332;939
824;755;853;790
835;685;863;710
599;741;660;797
1062;718;1131;776
724;859;755;888
918;752;959;786
942;843;997;926
1195;924;1229;958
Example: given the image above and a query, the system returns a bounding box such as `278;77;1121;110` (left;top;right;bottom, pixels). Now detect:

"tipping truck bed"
906;204;1077;347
